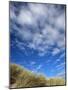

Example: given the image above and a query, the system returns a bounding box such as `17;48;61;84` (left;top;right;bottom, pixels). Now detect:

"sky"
10;2;66;78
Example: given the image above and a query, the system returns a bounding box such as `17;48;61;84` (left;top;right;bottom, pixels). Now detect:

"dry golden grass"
10;64;65;88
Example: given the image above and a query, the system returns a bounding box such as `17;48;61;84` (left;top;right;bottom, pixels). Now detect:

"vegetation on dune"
10;64;65;88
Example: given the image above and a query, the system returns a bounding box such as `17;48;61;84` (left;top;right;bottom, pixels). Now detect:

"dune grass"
10;64;65;88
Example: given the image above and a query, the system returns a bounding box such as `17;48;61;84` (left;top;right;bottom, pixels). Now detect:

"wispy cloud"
53;53;65;67
30;61;36;65
52;48;60;55
10;2;66;78
56;71;65;78
10;3;65;57
31;64;43;74
36;64;43;70
56;62;65;68
53;53;65;64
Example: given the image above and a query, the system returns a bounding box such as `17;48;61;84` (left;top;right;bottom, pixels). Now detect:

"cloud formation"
10;3;65;57
10;2;66;78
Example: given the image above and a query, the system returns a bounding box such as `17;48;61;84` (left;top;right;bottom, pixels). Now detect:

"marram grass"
10;64;65;88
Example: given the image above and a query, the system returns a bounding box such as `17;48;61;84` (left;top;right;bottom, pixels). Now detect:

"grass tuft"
10;64;65;88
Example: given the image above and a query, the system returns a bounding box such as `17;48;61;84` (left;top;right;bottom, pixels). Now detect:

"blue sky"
10;2;66;78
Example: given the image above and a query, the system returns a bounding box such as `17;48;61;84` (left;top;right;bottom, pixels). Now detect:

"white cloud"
36;64;42;70
30;61;36;65
46;60;51;64
57;53;65;60
56;62;65;68
55;13;65;30
38;52;46;56
28;3;48;19
31;64;43;73
28;25;63;56
42;25;60;45
10;9;16;20
56;66;65;71
57;35;65;50
60;53;65;58
28;32;50;55
54;53;65;64
10;4;17;20
19;29;33;41
52;48;60;55
17;9;34;25
56;71;65;78
10;3;65;56
16;42;25;50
